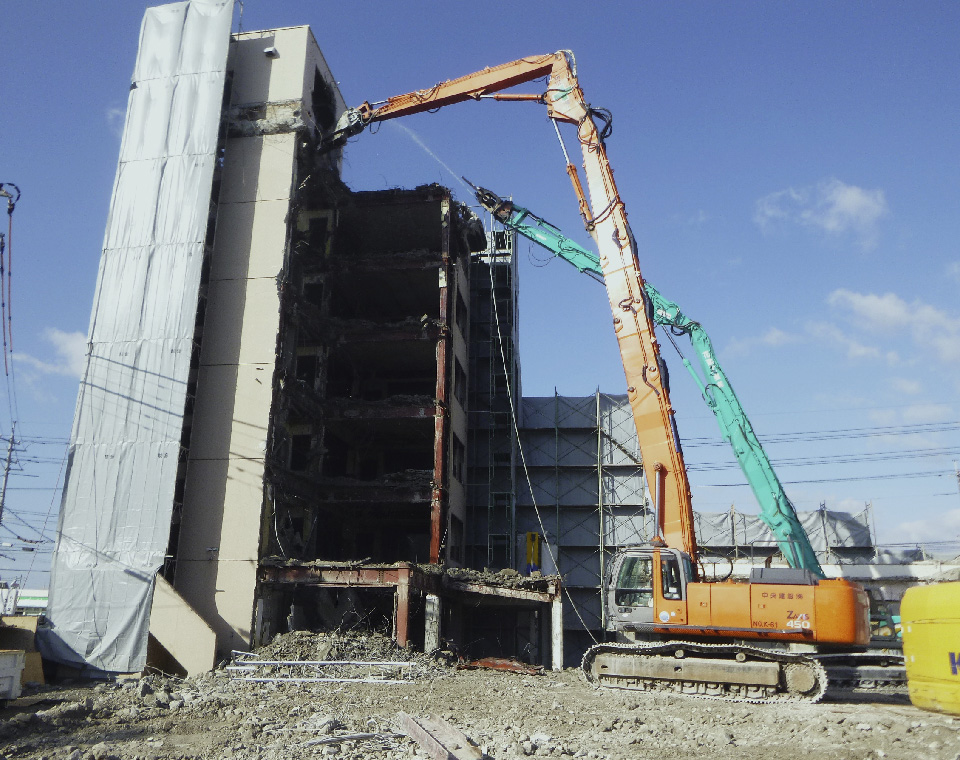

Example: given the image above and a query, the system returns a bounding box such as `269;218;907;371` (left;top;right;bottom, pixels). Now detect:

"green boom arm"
473;185;825;578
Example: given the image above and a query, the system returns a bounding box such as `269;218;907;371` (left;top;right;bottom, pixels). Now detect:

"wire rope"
487;218;599;644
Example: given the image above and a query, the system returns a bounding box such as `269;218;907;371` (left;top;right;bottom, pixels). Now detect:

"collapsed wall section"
42;1;235;674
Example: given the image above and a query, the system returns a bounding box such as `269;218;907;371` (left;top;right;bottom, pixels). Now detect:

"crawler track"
582;640;828;704
815;651;907;698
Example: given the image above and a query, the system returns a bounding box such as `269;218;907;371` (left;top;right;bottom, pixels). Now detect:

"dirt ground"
1;631;957;760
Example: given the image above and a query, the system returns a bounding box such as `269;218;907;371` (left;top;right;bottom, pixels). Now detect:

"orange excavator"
323;51;899;702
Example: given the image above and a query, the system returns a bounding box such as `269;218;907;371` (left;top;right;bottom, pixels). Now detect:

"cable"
682;420;960;447
701;468;955;488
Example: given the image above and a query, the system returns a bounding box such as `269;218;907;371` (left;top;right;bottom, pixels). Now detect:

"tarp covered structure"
694;507;875;559
41;0;234;674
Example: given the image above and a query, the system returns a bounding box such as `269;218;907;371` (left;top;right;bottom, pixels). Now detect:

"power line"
702;468;955;487
688;446;960;473
683;420;960;448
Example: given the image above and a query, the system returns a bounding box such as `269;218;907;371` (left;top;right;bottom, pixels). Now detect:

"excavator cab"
607;547;694;633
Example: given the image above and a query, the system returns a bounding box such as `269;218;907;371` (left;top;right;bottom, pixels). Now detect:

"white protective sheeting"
42;0;234;674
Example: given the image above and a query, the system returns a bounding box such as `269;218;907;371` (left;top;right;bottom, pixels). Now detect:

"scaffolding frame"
518;392;649;635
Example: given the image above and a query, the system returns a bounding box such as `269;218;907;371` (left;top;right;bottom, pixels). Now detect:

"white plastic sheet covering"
41;0;234;674
694;508;873;553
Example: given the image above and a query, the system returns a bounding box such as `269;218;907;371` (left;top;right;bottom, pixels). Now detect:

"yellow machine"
901;581;960;715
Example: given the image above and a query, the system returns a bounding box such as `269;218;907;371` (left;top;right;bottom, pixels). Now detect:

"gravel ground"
1;631;957;760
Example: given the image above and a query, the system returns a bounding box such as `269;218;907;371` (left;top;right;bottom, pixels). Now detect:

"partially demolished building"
44;1;929;678
44;3;561;677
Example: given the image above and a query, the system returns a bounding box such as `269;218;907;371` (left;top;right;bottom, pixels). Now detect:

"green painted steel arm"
473;185;826;577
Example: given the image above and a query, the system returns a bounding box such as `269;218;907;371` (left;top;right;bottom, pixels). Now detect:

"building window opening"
303;279;324;308
454;358;467;407
290;434;313;472
455;289;467;334
311;69;337;131
307;218;329;254
448;514;464;564
452;434;465;484
295;353;319;385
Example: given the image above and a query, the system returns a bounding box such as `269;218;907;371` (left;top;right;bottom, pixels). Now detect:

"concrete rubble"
2;629;959;760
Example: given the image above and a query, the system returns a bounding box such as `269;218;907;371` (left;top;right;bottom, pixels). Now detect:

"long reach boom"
469;185;825;577
325;50;697;555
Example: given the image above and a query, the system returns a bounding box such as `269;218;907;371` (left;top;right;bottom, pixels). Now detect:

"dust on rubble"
1;629;957;760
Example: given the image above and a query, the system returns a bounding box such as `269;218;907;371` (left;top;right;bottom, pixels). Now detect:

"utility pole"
0;424;15;526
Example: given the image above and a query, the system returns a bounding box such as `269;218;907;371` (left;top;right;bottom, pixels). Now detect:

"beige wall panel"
178;458;230;562
218;138;263;204
211;200;288;281
213;560;259;652
218;135;295;204
228;363;274;460
188;363;272;461
176;455;264;651
228;32;277;105
188;364;239;461
253;134;296;200
149;576;217;677
201;277;280;366
266;27;310;103
217;458;267;560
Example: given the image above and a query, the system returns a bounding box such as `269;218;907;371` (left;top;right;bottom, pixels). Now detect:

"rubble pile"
426;564;558;593
0;630;957;760
246;630;453;681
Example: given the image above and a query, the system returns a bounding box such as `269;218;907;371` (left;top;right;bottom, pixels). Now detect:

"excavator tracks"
814;651;907;698
582;641;828;704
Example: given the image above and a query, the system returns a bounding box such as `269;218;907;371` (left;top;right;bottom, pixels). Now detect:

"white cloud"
868;403;955;429
757;327;796;347
106;105;126;137
806;321;898;364
725;326;802;356
896;509;960;544
14;328;87;379
828;289;960;364
900;403;955;425
754;178;888;249
889;377;922;395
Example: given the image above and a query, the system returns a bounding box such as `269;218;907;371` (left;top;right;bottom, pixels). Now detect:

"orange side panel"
813;579;871;646
686;582;712;627
750;583;817;634
667;580;868;646
707;583;753;629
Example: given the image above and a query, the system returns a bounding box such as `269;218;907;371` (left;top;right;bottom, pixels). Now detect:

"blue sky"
2;1;959;585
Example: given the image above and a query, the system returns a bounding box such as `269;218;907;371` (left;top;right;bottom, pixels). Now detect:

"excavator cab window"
660;555;683;600
614;555;653;608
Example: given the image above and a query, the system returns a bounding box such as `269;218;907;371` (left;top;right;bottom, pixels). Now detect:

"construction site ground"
1;631;956;760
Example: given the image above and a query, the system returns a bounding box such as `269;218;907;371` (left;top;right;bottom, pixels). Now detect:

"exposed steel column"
430;197;452;563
